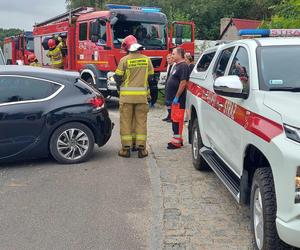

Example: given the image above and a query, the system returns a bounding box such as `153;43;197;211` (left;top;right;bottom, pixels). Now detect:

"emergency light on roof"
239;29;300;37
106;4;161;13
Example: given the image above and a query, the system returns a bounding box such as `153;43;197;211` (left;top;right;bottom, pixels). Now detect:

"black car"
0;66;113;164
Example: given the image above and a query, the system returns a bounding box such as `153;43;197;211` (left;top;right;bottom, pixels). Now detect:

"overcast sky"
0;0;67;30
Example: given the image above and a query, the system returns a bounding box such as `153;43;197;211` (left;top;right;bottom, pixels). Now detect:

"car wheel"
191;118;209;171
85;76;94;85
50;122;95;164
250;168;289;250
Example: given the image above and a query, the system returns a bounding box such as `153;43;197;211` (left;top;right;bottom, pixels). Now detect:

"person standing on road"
166;47;189;150
46;38;64;69
114;35;155;158
28;54;41;67
162;53;175;122
185;52;195;75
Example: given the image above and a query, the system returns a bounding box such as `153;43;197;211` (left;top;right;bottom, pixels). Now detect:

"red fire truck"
33;5;195;97
3;31;34;65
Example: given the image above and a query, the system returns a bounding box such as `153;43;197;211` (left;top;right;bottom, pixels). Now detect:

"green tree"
263;0;300;28
0;28;23;43
65;0;279;39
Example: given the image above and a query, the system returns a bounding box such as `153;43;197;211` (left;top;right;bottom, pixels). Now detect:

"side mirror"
176;24;183;39
110;17;118;26
213;75;247;98
14;38;19;50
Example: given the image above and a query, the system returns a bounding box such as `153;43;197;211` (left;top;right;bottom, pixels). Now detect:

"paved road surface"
0;102;153;250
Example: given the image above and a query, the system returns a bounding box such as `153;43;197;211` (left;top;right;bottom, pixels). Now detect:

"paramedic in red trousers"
166;47;189;149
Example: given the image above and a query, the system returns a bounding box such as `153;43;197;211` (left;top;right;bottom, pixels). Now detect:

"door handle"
216;102;224;108
25;115;37;121
204;93;209;97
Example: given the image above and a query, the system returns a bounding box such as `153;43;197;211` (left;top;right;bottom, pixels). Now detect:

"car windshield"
258;46;300;91
26;38;34;52
113;21;167;50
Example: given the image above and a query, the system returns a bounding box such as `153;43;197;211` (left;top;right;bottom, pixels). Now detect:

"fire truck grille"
150;57;162;68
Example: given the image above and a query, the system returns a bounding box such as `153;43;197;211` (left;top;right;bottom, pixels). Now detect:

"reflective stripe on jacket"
115;53;154;103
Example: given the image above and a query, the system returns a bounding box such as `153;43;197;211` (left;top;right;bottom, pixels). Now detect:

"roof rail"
35;7;95;27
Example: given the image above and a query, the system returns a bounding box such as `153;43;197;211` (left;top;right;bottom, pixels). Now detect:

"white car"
186;37;300;249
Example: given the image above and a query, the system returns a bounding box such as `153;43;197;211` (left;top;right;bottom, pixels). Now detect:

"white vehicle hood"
264;92;300;128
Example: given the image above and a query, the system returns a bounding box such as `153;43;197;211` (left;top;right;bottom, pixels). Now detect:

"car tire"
191;118;209;171
85;75;94;85
250;168;289;250
50;122;95;164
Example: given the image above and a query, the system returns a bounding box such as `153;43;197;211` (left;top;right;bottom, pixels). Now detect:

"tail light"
89;96;105;110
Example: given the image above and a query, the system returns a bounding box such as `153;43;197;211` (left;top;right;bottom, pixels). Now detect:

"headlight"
284;124;300;143
296;167;300;203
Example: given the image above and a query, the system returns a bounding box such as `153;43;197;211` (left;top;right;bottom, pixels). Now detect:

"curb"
147;142;164;250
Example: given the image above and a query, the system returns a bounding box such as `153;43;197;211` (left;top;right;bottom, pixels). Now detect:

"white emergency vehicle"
186;29;300;249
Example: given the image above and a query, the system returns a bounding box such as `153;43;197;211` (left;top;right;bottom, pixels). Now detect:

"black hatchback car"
0;66;113;164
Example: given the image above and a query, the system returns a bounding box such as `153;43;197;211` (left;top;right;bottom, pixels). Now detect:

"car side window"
196;51;216;72
89;21;107;45
228;47;250;94
213;47;235;79
79;23;88;41
0;76;60;104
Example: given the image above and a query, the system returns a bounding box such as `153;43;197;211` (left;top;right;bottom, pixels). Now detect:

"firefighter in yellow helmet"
114;35;155;158
46;38;63;69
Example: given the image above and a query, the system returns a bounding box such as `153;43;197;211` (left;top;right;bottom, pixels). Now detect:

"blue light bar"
141;7;161;13
106;4;161;13
106;4;131;9
239;29;270;37
239;29;300;37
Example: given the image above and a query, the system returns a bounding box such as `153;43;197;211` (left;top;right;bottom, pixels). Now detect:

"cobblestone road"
147;106;254;250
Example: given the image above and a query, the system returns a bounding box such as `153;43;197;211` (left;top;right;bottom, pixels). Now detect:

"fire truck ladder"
35;7;95;27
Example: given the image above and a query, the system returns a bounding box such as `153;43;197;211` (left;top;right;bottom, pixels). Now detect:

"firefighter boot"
138;145;148;158
118;146;131;158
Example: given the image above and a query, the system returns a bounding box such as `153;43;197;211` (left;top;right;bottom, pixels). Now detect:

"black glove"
148;75;157;87
114;75;123;91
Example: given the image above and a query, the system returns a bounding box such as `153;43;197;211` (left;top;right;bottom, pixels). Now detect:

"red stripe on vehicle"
187;81;283;142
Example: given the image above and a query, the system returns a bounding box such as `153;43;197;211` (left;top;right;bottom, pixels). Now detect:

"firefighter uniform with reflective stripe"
115;52;154;154
46;42;63;69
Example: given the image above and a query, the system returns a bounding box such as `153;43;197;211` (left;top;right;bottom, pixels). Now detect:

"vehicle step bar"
200;148;240;202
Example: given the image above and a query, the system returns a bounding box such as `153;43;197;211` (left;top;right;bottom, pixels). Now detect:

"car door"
188;49;217;145
0;75;62;159
202;46;236;159
210;46;251;175
170;22;195;56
